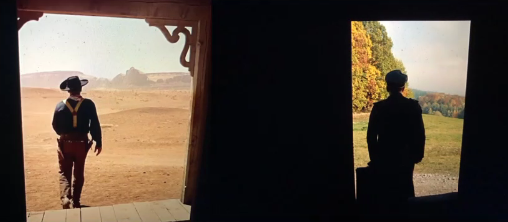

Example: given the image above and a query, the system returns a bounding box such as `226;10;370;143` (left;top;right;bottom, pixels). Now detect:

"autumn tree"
417;92;466;118
352;21;383;112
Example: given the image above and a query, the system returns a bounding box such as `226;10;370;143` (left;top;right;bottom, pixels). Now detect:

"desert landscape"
21;69;192;212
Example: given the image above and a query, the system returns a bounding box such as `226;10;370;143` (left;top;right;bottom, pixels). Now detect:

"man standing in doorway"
52;76;103;209
366;70;426;216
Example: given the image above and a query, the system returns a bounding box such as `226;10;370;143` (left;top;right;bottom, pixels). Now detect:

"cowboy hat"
59;76;88;91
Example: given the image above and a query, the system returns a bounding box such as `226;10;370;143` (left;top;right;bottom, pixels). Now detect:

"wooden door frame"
17;0;211;205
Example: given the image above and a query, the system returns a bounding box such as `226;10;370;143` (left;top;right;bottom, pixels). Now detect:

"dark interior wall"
458;17;508;220
192;0;508;221
1;1;27;222
191;2;355;221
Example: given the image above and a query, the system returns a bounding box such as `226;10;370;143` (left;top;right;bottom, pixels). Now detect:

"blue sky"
380;21;470;96
18;14;188;79
18;14;470;96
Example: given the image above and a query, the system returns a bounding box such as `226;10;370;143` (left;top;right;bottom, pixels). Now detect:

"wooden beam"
18;0;209;21
146;19;197;76
17;10;43;30
182;12;211;205
145;18;196;27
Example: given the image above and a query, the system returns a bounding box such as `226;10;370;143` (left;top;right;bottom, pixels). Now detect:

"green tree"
362;21;395;75
458;108;465;119
363;21;414;99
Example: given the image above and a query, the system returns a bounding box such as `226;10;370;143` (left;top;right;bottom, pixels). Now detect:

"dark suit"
366;92;426;202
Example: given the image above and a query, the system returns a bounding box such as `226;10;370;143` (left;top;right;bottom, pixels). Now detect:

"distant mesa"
21;71;94;89
20;68;191;90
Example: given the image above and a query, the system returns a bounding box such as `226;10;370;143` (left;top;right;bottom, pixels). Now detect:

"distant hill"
411;88;465;99
21;71;98;89
408;88;466;119
416;92;465;119
20;68;191;90
411;88;434;100
145;72;190;82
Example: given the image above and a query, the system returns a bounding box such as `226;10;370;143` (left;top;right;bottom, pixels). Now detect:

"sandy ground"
21;88;192;211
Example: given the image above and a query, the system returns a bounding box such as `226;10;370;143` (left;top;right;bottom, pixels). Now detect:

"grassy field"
353;113;463;177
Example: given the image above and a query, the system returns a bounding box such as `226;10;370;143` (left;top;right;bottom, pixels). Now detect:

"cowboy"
52;76;102;209
366;70;426;217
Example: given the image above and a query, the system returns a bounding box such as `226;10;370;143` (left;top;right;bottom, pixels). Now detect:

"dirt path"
355;173;458;197
414;173;458;196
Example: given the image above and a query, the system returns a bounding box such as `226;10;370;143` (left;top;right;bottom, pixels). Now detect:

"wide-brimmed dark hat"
60;76;88;91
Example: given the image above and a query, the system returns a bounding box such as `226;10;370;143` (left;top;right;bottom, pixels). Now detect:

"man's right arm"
88;100;102;148
367;104;380;164
412;101;426;163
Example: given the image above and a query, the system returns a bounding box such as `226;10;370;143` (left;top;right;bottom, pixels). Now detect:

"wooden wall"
191;0;508;221
191;3;356;221
458;17;508;221
1;1;26;222
18;0;209;20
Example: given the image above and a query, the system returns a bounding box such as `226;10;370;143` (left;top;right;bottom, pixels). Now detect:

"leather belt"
60;133;88;141
59;140;88;143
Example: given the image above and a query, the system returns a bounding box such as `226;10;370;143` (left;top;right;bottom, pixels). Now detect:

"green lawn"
353;114;463;177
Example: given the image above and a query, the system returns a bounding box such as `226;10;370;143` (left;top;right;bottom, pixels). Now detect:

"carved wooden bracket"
17;11;43;31
146;19;196;77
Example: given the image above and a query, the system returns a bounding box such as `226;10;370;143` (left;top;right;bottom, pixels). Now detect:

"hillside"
417;92;465;118
353;113;463;177
20;68;191;90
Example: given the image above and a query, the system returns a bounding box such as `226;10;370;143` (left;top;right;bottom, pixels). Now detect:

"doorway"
19;13;196;212
15;1;210;220
351;20;470;197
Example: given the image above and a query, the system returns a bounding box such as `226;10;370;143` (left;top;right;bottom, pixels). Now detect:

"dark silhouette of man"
52;76;102;209
366;70;426;206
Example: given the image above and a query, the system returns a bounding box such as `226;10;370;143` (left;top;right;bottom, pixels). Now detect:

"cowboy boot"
61;197;72;209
